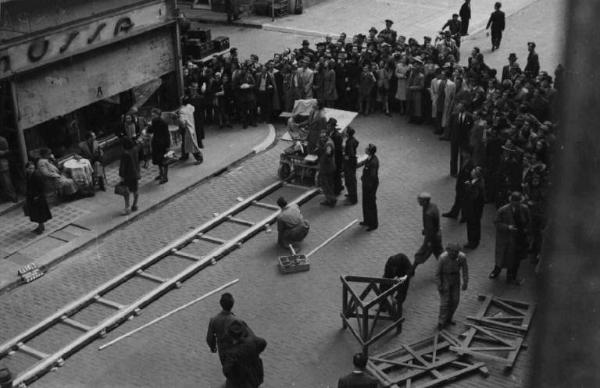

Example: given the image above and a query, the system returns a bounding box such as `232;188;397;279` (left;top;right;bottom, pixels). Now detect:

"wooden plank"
252;201;280;210
171;251;203;261
370;357;429;371
61;317;92;333
492;298;526;316
17;343;48;360
419;362;488;388
197;234;227;245
94;296;125;310
402;344;443;379
226;216;255;227
136;270;167;284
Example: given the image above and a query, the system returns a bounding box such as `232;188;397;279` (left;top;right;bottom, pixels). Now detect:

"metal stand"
340;275;406;355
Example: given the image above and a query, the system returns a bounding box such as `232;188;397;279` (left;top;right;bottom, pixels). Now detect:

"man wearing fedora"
222;320;267;388
502;53;522;82
378;19;397;44
524;42;540;78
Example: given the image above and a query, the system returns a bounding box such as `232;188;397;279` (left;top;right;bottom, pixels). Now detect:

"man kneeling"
276;196;309;248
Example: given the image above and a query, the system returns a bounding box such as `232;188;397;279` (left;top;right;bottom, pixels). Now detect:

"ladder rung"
284;182;310;191
18;343;48;360
198;234;227;244
172;250;203;261
252;201;279;210
61;316;93;332
227;216;255;227
136;270;166;284
94;296;125;310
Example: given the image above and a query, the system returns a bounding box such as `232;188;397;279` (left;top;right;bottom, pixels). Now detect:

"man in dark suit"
414;193;443;272
524;41;540;78
338;353;378;388
459;0;471;36
360;144;379;231
328;119;345;195
448;103;473;176
501;53;521;82
486;2;505;51
443;147;474;221
343;127;359;205
490;192;530;285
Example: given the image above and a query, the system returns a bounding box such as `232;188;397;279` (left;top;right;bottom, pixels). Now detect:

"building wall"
0;0;148;42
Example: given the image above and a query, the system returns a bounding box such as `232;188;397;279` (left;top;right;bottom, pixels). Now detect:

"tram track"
0;180;319;387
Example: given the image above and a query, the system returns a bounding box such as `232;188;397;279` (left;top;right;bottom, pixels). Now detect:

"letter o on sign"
28;39;49;62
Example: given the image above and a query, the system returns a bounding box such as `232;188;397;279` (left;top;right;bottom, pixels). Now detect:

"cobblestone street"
1;113;537;387
0;0;563;386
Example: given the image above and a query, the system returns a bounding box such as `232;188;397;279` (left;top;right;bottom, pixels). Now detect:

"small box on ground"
278;254;310;274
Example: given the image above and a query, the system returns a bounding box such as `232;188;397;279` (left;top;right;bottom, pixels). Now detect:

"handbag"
114;182;129;196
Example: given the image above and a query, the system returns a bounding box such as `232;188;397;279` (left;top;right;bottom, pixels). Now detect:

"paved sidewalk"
184;0;540;39
0;124;274;294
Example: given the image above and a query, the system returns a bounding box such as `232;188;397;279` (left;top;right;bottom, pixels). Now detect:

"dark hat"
452;13;459;17
316;42;325;47
508;53;517;60
229;47;237;53
385;19;393;24
302;39;310;46
424;36;432;42
369;27;378;33
444;30;451;36
527;41;536;48
227;320;247;339
510;191;523;202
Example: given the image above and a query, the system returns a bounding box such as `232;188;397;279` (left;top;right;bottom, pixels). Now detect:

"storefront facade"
0;0;183;170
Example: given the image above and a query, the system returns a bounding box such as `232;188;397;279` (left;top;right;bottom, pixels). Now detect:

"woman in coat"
147;108;171;184
25;161;52;234
394;55;410;115
36;148;78;198
407;60;425;123
118;137;140;215
322;60;338;108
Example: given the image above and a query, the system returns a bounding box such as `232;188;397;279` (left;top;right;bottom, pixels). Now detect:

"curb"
261;24;339;39
0;126;277;296
188;17;263;29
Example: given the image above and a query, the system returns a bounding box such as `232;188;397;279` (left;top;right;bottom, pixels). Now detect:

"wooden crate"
278;254;310;274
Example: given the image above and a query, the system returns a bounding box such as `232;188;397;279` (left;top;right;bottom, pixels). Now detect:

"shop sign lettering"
0;2;169;79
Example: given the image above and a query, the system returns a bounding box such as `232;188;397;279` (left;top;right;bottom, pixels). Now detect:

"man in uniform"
435;244;468;330
413;192;443;272
276;196;309;248
378;19;397;45
318;130;337;207
524;41;540;78
360;144;379;231
343;127;359;205
328;118;344;196
486;2;505;51
490;192;530;285
206;293;253;365
337;353;378;388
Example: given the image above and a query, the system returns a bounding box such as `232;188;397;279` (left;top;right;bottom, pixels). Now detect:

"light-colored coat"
431;78;456;124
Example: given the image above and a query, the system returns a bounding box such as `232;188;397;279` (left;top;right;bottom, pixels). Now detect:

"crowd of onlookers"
180;17;558;264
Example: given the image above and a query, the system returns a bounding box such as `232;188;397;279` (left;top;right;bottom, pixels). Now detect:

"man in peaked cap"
378;19;397;44
502;53;521;81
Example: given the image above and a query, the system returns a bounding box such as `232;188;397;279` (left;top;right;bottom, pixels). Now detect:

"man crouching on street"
435;243;468;330
276;196;310;248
